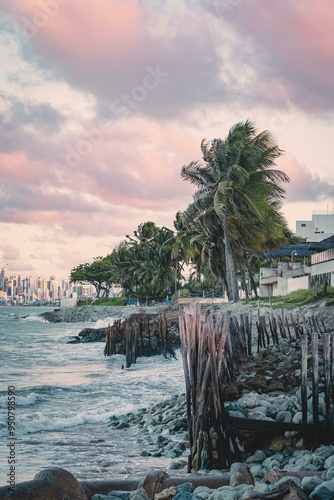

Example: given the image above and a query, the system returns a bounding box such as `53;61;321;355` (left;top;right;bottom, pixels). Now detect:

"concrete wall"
277;275;309;296
60;298;77;309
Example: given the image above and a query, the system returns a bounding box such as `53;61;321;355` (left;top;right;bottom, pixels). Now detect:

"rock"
79;327;108;342
138;469;168;499
175;483;195;494
322;467;334;481
259;478;308;499
129;487;150;500
268;435;288;452
208;491;237;500
229;465;254;487
155;486;177;500
246;450;267;464
275;410;293;423
169;460;188;470
116;419;129;429
105;491;131;499
301;475;323;494
166;418;187;431
18;467;88;500
310;478;334;499
193;486;213;496
173;491;196;500
324;455;334;470
265;381;285;393
236;393;261;409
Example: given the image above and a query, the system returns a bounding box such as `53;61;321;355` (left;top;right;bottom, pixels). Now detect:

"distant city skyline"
0;264;96;305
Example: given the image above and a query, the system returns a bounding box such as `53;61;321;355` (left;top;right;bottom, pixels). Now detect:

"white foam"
22;314;48;323
93;318;117;328
17;405;138;435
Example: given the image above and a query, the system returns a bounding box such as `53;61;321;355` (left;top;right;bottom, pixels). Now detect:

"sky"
1;0;334;280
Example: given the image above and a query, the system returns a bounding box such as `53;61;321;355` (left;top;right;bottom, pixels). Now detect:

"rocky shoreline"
36;299;334;499
41;304;170;323
104;336;334;499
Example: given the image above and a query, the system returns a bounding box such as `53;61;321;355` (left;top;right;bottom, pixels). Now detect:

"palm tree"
181;120;289;302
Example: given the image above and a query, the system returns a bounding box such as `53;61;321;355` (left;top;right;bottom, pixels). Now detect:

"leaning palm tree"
181;120;289;302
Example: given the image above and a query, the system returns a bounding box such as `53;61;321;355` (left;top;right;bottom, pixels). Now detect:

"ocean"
0;307;185;486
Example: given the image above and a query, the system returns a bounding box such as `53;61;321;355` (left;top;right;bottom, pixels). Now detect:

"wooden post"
301;336;309;447
311;332;319;448
323;333;331;430
179;303;231;471
125;321;131;368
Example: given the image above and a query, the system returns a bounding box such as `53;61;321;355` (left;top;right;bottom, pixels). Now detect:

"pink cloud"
226;0;334;111
1;244;21;261
1;0;220;119
278;153;334;202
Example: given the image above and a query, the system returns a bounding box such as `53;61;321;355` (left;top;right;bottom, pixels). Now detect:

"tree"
181;120;289;301
70;256;114;297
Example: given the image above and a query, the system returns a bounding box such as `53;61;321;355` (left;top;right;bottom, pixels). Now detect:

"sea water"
0;307;185;485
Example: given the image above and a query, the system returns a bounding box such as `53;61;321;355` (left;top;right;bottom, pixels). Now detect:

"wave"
93;318;117;328
21;314;49;323
14;402;140;435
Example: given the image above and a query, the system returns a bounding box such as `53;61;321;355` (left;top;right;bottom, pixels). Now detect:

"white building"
259;262;311;297
296;211;334;243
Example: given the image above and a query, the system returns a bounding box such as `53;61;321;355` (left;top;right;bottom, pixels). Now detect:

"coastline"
3;299;334;498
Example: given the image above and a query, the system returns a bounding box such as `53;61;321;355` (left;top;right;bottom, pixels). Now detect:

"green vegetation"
245;287;334;309
70;121;295;304
181;120;290;302
92;297;127;306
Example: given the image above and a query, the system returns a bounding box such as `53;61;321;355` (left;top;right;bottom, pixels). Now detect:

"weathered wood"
179;303;234;470
301;336;309;447
311;332;319;448
323;333;332;430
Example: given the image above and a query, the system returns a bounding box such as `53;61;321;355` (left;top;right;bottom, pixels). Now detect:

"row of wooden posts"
103;303;334;471
179;302;334;471
104;312;170;368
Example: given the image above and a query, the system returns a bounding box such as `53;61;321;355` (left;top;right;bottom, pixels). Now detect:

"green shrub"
92;296;127;306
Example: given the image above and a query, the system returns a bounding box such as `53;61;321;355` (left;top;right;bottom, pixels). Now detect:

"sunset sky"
1;0;334;280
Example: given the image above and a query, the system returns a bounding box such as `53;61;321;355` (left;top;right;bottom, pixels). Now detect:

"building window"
301;223;306;227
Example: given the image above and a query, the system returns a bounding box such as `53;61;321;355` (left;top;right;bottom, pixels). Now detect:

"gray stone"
275;410;292;423
173;491;197;500
116;419;129;429
236;393;261;409
107;492;131;500
310;478;334;499
175;483;195;493
129;487;150;500
166;417;187;431
32;467;87;500
276;476;302;487
324;455;334;470
322;467;334;481
154;435;169;445
301;475;323;494
193;486;213;495
169;459;188;470
251;482;270;494
246;449;267;464
208;492;237;500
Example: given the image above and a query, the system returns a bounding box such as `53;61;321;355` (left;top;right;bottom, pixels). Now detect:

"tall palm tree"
181;120;289;302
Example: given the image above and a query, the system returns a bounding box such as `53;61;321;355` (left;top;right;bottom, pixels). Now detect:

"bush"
92;296;127;306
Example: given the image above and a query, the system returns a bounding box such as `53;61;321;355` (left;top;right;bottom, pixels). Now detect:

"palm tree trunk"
223;212;239;302
245;258;258;298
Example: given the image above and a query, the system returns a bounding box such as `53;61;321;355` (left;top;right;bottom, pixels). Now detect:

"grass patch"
91;297;127;306
245;287;334;309
77;298;94;306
